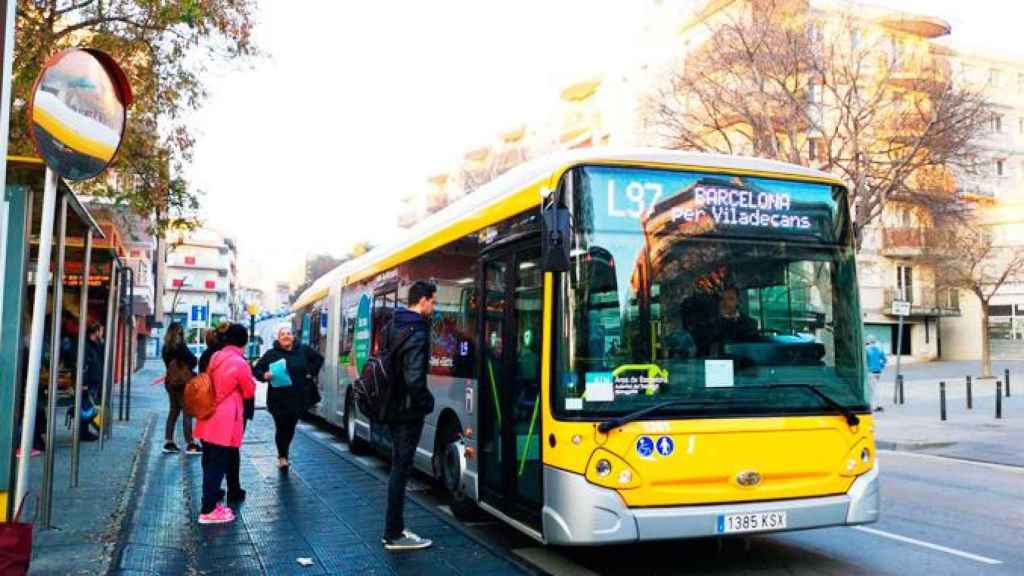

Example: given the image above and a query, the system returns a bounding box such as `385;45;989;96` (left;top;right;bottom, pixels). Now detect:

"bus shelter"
1;157;133;527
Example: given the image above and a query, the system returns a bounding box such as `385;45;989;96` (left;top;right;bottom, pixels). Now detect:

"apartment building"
398;0;1024;361
163;227;238;329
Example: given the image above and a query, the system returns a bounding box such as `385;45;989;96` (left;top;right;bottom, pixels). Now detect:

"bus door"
478;243;544;529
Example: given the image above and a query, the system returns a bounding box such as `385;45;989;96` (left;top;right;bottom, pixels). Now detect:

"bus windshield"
555;165;867;420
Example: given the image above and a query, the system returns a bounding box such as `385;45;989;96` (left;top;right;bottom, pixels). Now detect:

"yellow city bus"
292;149;878;544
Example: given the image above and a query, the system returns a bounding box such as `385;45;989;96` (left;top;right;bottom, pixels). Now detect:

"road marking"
879;449;1024;474
852;526;1002;565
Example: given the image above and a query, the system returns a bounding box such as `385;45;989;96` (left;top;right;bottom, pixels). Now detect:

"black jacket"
82;338;105;393
253;342;324;417
382;307;434;422
198;343;222;374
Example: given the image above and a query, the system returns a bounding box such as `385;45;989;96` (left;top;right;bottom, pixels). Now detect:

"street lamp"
247;301;261;360
170;277;191;324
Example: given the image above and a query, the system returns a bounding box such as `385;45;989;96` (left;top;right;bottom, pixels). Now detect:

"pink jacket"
193;346;255;448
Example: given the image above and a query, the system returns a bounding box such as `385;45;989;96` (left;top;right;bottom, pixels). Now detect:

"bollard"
996;381;1002;419
940;381;946;421
898;375;905;405
1006;369;1011;398
966;375;973;410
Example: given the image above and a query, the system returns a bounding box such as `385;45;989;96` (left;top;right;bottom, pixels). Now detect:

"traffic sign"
891;300;910;317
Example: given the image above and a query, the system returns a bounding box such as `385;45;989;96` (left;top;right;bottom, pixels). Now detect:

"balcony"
883;286;960;317
880;227;943;258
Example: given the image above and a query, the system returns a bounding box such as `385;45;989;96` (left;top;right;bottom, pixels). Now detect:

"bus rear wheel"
438;419;480;521
344;394;371;455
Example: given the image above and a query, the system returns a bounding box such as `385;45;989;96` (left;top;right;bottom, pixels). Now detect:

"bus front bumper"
541;463;879;545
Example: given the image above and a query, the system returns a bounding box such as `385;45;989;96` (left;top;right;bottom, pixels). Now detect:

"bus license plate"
717;511;787;534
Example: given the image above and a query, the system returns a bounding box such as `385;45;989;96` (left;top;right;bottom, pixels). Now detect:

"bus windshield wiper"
596;399;747;434
766;384;860;427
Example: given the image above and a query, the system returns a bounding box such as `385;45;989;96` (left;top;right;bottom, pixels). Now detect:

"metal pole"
41;194;67;528
897;375;904;405
894;314;904;404
0;0;19;347
13;167;58;515
126;267;134;421
118;267;126;421
99;263;118;448
1005;368;1011;397
966;375;972;410
996;381;1002;419
71;229;92;487
939;381;946;422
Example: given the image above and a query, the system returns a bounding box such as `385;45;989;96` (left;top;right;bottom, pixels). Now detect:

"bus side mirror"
541;203;572;273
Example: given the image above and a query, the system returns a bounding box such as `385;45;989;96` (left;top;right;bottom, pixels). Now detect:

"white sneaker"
383;530;432;550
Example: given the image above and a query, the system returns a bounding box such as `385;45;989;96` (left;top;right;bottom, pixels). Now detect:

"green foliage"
11;0;261;233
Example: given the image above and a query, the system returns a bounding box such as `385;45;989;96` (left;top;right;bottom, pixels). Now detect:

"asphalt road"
299;422;1024;576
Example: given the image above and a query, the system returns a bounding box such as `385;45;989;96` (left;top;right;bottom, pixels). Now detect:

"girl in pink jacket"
194;324;255;524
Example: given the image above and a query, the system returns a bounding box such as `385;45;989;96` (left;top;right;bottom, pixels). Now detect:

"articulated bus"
292;149;879;545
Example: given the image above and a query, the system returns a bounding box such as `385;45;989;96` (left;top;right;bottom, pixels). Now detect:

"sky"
185;0;1024;292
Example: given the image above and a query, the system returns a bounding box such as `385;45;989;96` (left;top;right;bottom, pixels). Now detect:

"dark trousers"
164;384;193;444
200;441;232;514
227;419;247;493
384;418;425;540
272;413;299;459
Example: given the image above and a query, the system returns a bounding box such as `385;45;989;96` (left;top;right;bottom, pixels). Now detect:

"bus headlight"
586;449;641;489
840;439;874;477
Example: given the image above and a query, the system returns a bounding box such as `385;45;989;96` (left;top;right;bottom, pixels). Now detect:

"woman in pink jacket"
194;324;255;525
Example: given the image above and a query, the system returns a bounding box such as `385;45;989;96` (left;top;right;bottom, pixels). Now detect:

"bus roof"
292;148;843;311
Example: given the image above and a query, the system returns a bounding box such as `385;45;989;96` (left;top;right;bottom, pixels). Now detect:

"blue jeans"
384;419;425;540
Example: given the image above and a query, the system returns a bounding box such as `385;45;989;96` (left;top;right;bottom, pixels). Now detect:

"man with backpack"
379;281;436;551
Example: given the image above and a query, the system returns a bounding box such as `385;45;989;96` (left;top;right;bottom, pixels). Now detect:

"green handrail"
518;394;540;477
487;358;502;426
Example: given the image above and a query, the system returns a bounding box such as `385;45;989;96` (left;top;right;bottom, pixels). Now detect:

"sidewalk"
27;360;167;575
873;364;1024;467
107;368;531;575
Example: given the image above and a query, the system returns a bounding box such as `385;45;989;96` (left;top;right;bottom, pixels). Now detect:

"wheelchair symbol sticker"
636;436;654;459
656;436;674;457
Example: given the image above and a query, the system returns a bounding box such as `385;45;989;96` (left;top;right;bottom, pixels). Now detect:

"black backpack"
353;323;415;422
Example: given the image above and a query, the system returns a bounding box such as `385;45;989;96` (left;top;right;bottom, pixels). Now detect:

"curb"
876;440;957;451
103;412;157;576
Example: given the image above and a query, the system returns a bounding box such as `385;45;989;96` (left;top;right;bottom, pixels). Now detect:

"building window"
185;255;196;265
808;82;822;104
989;68;1002;87
996;159;1005;177
992;114;1003;133
808;138;822;162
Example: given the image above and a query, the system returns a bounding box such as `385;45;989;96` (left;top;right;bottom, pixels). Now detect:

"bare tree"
921;204;1024;377
646;0;991;247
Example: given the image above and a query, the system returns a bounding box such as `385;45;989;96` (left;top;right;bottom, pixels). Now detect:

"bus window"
371;290;397;355
340;303;356;367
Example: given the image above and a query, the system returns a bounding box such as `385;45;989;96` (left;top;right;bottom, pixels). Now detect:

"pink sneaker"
198;503;236;525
